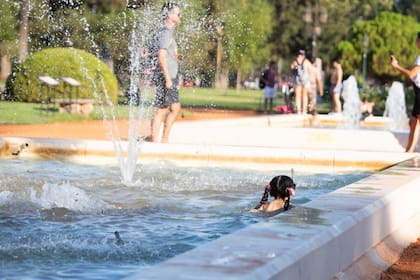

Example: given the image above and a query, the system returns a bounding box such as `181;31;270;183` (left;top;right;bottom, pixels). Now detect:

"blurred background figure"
360;97;375;121
308;57;323;113
260;61;278;114
290;50;311;114
329;57;343;113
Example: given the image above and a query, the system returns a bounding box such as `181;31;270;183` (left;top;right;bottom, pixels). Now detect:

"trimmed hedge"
8;47;118;104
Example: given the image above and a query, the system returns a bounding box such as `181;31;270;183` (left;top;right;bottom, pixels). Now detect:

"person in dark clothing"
260;61;278;114
151;2;182;143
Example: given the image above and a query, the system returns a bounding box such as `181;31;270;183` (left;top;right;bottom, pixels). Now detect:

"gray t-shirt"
157;25;178;79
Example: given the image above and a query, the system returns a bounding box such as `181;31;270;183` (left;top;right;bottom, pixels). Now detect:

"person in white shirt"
391;31;420;152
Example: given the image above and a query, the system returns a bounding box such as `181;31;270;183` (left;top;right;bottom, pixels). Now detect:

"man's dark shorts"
154;76;179;108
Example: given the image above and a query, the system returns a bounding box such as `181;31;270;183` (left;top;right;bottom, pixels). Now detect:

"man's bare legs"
294;86;302;114
151;108;167;142
301;87;308;114
332;93;342;113
161;102;181;143
294;86;309;114
406;115;420;152
151;102;181;143
308;88;316;112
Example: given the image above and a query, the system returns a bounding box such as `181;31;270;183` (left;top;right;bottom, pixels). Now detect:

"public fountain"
340;75;361;128
0;157;370;279
4;1;202;183
384;81;409;131
1;2;420;280
329;76;409;133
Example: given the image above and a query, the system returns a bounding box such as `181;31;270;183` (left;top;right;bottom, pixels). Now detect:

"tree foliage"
338;12;420;83
224;0;274;78
268;0;396;71
158;0;275;88
8;47;118;103
2;0;420;90
0;1;20;55
394;0;420;20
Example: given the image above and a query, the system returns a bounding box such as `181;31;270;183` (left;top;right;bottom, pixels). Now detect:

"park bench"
39;76;94;115
54;77;93;115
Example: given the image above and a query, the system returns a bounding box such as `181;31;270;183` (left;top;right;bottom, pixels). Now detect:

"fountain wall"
1;114;419;279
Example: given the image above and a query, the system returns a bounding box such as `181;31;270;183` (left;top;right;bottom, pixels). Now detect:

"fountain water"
340;75;361;128
0;157;370;279
8;2;181;183
113;6;159;183
383;81;409;132
8;0;146;183
2;4;418;280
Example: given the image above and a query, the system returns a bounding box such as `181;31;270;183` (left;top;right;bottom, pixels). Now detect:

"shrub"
7;47;118;104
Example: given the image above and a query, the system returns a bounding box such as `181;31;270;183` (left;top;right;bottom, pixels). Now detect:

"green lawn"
0;101;133;124
0;87;331;124
180;88;265;110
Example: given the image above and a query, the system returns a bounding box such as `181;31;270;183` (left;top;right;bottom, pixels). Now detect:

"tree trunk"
214;24;228;89
18;0;30;62
0;55;11;81
235;70;242;91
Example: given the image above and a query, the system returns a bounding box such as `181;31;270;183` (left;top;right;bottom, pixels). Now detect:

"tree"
23;0;135;85
0;1;19;48
0;1;19;80
174;0;214;87
18;0;30;62
267;0;395;73
224;0;274;90
338;11;420;84
394;0;420;21
194;0;273;89
198;0;230;89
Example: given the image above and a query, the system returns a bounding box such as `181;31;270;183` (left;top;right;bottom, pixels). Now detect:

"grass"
0;101;139;124
182;87;332;113
0;87;331;124
180;88;265;110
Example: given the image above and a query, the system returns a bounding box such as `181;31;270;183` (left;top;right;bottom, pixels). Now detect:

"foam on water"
28;182;109;212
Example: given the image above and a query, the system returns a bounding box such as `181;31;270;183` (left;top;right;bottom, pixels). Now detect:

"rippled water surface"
0;158;369;279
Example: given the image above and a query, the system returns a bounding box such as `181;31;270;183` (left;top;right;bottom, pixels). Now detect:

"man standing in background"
308;57;323;113
330;57;343;113
151;2;182;143
260;61;278;114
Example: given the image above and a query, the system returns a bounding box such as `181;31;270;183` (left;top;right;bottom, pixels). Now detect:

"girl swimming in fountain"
251;175;296;213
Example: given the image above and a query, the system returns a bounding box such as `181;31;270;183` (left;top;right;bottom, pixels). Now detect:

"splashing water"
111;6;160;183
43;3;157;183
22;1;148;183
28;182;109;212
4;1;206;183
383;81;409;132
340;75;361;128
0;158;371;280
118;1;205;183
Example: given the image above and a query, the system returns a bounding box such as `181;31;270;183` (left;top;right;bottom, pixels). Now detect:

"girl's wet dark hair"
269;175;295;199
270;175;296;211
254;175;296;211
